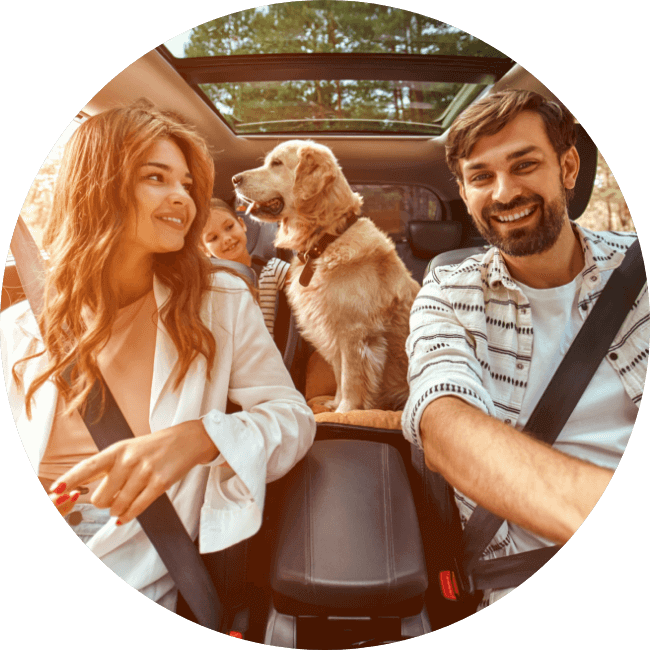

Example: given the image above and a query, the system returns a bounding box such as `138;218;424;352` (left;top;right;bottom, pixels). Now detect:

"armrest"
270;439;427;611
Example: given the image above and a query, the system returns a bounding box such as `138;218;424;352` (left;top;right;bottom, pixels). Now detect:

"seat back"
237;211;304;376
406;221;463;260
2;260;26;311
425;246;487;279
398;219;485;282
396;220;463;285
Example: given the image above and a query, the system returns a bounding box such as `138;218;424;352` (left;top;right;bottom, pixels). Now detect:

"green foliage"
183;2;505;134
577;152;634;232
184;2;504;57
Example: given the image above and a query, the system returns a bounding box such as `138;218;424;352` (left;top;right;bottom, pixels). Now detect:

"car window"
350;184;442;236
576;152;634;232
161;4;512;136
17;116;84;252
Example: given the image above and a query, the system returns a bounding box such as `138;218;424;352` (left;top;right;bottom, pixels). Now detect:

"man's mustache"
483;194;543;219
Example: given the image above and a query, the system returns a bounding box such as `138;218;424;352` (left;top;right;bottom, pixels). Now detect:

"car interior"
3;6;602;648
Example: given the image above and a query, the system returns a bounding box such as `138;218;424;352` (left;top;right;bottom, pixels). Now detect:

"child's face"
201;209;249;264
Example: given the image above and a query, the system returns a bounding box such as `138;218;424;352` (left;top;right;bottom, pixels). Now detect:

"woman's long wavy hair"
15;101;219;418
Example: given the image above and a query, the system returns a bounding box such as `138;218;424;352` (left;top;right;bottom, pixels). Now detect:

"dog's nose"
232;174;242;187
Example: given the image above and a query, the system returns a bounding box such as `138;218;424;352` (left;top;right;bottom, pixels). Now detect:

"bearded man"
401;89;648;607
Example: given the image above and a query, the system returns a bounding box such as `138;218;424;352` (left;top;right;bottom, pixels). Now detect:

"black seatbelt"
10;217;223;631
461;238;645;593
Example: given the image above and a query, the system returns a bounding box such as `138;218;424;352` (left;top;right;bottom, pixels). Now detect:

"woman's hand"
49;484;81;517
50;419;218;525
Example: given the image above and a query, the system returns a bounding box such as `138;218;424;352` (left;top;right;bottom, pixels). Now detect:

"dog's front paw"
335;400;359;413
322;398;340;412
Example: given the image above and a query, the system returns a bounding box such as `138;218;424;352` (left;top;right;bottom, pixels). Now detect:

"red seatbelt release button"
439;569;460;601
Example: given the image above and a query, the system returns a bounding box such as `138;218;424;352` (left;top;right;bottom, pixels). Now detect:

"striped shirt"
401;226;648;601
258;257;290;337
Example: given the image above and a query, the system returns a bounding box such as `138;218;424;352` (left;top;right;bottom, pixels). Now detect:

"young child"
201;198;289;337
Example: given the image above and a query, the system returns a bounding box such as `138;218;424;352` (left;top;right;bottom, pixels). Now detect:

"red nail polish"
71;492;80;502
116;520;122;526
56;494;69;506
53;483;66;495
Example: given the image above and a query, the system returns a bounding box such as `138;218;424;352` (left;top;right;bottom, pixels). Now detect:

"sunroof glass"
162;2;507;135
200;79;488;135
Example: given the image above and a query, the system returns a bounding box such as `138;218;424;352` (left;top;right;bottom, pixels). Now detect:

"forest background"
17;1;634;245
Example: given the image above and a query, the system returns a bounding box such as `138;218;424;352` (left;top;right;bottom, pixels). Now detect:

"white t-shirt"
509;271;637;553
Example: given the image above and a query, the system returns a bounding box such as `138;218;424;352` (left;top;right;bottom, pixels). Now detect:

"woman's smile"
156;211;188;230
124;138;197;259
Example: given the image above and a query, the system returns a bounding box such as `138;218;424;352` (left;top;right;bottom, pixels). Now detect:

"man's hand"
50;419;218;525
420;396;613;544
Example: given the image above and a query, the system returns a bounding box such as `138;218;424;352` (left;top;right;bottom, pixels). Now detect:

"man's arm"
420;396;614;545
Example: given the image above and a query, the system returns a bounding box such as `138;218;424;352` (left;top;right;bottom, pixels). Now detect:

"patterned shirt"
258;257;290;338
401;226;648;601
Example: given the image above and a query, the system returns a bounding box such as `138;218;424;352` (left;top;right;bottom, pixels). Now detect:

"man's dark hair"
446;90;577;183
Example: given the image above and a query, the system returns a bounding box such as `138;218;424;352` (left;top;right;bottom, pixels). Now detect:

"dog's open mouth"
245;197;285;218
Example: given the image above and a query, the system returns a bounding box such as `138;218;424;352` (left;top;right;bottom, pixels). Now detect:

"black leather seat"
264;437;431;647
270;439;427;612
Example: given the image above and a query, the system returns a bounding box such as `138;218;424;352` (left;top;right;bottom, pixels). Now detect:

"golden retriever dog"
233;140;420;412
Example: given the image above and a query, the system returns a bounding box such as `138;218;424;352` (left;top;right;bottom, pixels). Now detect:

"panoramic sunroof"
199;78;488;135
162;2;512;136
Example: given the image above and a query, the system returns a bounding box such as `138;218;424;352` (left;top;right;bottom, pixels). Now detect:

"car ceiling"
83;47;568;206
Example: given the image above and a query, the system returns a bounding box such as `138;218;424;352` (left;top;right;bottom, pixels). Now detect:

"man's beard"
473;188;567;258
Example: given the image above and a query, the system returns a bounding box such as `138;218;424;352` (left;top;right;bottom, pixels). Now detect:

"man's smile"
492;205;537;223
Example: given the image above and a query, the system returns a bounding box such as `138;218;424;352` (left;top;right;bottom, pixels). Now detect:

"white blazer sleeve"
201;284;315;508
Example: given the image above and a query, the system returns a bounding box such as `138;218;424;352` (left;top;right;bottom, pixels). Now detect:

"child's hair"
202;197;259;302
210;197;239;218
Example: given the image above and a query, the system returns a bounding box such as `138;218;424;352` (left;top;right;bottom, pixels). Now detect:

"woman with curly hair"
1;102;315;611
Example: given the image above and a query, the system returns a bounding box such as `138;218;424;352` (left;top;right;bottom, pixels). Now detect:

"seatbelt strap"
461;238;645;592
10;217;223;631
210;257;258;287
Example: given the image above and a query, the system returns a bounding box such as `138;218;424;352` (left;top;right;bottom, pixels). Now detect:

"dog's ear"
293;144;339;216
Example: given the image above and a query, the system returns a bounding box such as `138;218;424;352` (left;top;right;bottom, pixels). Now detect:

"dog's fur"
233;140;420;412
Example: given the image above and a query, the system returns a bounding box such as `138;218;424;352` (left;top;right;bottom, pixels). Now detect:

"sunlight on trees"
577;153;634;232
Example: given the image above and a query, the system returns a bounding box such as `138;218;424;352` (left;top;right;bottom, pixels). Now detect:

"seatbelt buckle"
439;557;475;601
439;569;461;601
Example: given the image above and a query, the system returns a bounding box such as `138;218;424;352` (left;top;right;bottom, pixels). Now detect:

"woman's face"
201;209;250;264
123;138;197;259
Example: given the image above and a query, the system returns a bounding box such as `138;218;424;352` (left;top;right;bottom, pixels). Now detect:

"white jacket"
0;271;316;606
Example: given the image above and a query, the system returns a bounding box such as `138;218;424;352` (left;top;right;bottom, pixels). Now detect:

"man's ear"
561;146;580;191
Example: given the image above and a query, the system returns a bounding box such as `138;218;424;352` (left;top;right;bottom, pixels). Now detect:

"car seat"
217;211;305;383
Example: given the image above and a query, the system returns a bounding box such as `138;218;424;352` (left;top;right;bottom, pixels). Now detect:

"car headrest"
426;246;487;277
241;212;279;261
406;221;463;259
569;124;598;220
